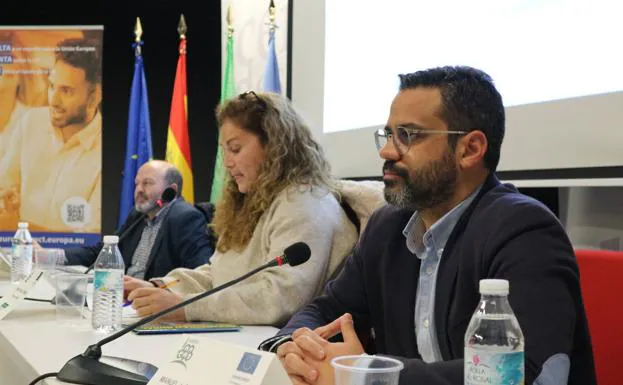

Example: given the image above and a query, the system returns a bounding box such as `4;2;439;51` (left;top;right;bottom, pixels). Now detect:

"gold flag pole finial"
134;17;143;43
178;14;187;39
227;5;234;37
268;0;277;33
134;17;143;55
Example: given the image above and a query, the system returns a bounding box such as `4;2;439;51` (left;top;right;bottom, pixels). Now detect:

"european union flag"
236;352;262;374
262;29;282;94
118;49;152;227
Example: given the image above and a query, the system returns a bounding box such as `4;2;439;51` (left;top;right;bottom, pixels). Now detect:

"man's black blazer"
64;199;213;280
280;174;596;385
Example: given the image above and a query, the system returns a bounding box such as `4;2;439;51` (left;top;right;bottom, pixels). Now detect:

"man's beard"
50;104;88;128
383;150;459;211
135;195;157;213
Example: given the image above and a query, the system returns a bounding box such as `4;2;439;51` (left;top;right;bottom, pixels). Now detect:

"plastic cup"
53;272;88;327
34;248;65;271
331;355;404;385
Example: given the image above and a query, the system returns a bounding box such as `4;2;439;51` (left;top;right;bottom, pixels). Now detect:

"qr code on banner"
61;197;91;228
66;204;85;223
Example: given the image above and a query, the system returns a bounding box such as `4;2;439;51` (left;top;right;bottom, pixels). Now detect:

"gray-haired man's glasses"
374;126;467;154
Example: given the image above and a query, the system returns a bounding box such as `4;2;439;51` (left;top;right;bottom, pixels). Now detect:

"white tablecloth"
0;277;279;385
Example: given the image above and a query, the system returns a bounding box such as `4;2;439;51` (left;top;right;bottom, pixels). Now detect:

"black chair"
194;202;217;252
340;199;361;234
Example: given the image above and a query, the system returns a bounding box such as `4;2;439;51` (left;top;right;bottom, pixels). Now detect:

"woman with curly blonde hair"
125;91;358;326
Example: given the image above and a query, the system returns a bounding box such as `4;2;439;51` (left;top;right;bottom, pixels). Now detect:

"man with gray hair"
64;160;213;280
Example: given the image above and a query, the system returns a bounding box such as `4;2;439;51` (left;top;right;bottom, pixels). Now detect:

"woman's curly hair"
212;92;337;253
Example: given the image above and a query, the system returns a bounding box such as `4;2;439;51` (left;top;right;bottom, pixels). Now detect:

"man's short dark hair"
398;66;505;172
55;38;102;86
164;167;183;197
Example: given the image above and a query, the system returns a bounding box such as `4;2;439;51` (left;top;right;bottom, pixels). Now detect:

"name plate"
0;249;10;272
0;268;44;320
148;335;291;385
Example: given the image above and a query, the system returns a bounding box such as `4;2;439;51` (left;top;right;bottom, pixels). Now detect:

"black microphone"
53;242;312;385
50;188;179;306
83;187;177;274
117;187;177;242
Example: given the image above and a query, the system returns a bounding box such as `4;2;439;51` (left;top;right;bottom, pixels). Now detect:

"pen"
160;279;181;290
123;279;181;307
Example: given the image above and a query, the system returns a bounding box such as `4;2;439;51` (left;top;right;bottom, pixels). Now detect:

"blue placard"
0;232;101;248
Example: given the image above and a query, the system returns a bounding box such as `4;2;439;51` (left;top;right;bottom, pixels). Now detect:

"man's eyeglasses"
374;126;467;154
238;90;268;111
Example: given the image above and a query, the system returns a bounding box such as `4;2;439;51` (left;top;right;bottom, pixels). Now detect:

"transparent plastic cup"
53;272;88;327
331;355;404;385
34;248;65;271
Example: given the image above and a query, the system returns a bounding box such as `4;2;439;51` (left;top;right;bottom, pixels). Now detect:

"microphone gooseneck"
118;186;176;242
83;187;177;274
55;242;311;385
95;241;310;349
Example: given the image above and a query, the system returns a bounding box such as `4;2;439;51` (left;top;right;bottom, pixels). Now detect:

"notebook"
128;321;241;335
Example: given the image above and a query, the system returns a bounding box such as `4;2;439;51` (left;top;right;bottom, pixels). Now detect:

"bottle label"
94;270;123;292
12;245;33;259
465;348;524;385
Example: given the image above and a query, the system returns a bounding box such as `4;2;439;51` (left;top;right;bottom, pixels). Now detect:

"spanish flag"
165;35;194;203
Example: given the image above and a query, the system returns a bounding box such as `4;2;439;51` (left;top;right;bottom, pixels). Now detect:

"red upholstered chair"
574;249;623;385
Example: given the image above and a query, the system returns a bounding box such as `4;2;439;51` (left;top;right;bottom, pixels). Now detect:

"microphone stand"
51;188;179;306
76;186;175;274
56;258;282;385
50;210;149;305
83;212;146;275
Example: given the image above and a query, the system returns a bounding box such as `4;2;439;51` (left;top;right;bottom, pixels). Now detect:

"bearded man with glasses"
273;66;596;385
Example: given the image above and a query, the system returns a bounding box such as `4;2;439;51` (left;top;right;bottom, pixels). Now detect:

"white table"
0;276;279;385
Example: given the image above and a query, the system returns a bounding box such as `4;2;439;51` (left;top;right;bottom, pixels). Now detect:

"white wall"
220;1;623;252
291;0;623;180
220;0;289;93
560;187;623;251
289;0;623;252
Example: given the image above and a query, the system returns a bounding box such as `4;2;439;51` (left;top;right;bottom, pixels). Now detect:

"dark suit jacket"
65;199;213;280
280;174;596;385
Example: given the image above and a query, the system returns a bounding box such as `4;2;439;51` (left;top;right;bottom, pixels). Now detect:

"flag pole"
134;17;143;55
262;0;282;94
119;16;153;226
178;14;187;40
210;5;236;203
227;5;234;38
166;13;194;203
267;0;277;33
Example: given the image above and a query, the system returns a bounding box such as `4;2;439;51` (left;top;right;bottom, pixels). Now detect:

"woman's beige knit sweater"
158;186;358;326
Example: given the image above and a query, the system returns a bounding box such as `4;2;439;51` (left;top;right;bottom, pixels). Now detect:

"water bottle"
10;222;33;284
464;279;524;385
92;235;125;333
